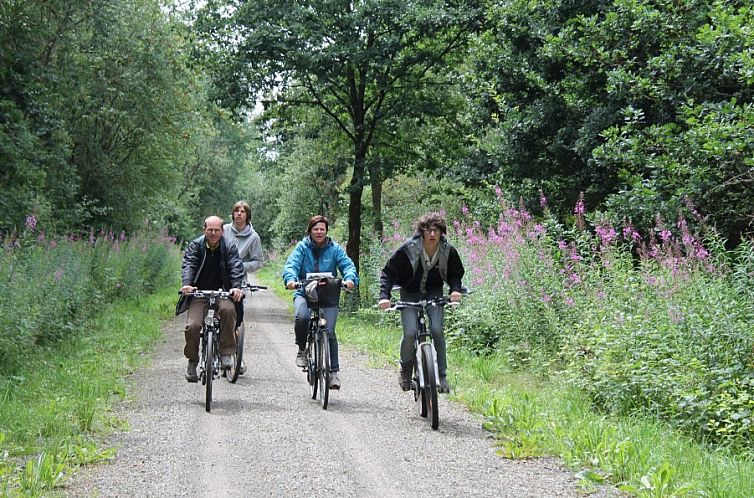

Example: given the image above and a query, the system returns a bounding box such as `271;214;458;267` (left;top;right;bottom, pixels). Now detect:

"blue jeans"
399;291;447;377
294;295;340;372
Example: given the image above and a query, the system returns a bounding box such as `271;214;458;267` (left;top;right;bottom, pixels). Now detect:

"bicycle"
184;283;266;412
292;273;344;410
388;296;457;430
227;283;267;383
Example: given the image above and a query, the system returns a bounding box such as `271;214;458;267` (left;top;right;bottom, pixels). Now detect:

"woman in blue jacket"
283;215;358;390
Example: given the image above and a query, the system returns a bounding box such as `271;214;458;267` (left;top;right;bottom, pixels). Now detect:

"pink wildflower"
25;214;37;232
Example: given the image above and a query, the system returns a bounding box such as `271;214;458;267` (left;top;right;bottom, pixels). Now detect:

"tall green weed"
0;224;179;375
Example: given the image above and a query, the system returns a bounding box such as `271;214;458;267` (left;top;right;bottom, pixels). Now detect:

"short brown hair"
231;200;251;224
307;215;329;234
414;212;447;236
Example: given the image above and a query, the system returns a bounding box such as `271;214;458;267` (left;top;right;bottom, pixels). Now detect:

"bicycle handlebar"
290;277;352;291
177;283;268;297
387;296;459;312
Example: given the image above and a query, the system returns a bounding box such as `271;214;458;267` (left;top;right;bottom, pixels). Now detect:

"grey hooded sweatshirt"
223;222;263;274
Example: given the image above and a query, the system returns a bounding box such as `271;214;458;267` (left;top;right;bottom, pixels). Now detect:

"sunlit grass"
333;307;754;497
0;285;176;496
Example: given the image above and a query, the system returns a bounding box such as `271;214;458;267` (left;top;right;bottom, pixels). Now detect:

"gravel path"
63;280;616;497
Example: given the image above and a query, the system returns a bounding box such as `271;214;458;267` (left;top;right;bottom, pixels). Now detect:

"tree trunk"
346;156;365;273
371;177;383;239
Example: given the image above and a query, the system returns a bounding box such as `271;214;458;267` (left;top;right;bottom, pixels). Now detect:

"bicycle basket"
304;277;342;308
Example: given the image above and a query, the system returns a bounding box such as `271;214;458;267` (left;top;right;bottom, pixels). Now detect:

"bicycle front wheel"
309;339;318;400
318;329;331;410
421;345;439;429
205;329;214;412
228;323;245;384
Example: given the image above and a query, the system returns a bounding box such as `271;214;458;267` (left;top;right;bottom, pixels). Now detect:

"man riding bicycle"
176;215;245;382
378;212;465;393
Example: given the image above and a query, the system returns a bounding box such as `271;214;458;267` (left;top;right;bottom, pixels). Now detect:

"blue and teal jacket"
282;236;359;299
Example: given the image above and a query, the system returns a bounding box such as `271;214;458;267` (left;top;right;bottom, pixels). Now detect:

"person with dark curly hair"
378;212;465;393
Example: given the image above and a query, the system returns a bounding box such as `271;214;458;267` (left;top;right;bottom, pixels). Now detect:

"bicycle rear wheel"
227;323;245;383
421;345;439;429
205;329;214;412
318;329;331;410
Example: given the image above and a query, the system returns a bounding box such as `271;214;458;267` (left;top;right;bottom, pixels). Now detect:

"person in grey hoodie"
223;200;264;374
224;200;264;277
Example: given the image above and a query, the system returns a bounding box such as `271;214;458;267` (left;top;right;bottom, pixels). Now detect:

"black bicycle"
389;296;457;430
293;273;343;410
226;283;267;383
185;284;266;412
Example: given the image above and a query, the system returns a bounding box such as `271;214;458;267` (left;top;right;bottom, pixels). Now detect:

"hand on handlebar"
377;299;391;311
344;280;355;290
449;291;463;303
180;285;197;295
229;288;243;302
285;280;298;290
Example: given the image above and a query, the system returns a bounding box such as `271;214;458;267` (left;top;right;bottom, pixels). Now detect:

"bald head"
203;216;224;249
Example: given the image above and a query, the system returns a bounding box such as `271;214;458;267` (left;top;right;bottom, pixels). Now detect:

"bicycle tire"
228;323;245;383
318;328;330;410
309;337;318;400
416;357;428;418
421;345;439;429
205;329;214;412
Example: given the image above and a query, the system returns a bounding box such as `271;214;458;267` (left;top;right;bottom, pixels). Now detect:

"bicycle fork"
414;341;440;390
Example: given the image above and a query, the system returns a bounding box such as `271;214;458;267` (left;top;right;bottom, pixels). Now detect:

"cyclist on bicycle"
283;215;358;390
224;200;264;374
377;212;465;393
176;215;245;382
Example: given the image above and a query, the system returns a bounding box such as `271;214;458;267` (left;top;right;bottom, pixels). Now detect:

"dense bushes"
0;223;179;374
360;194;754;451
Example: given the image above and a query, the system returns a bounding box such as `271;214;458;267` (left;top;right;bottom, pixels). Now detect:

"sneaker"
329;371;341;390
239;359;247;375
185;360;199;382
399;365;412;392
438;376;450;393
221;355;234;370
295;349;307;368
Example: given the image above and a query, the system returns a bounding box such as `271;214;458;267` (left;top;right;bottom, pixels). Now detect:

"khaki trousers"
184;297;237;362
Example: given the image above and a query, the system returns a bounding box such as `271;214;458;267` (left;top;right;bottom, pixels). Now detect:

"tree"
194;0;484;269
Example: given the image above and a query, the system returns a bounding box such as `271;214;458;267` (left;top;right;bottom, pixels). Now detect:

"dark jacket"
379;235;465;300
175;234;245;315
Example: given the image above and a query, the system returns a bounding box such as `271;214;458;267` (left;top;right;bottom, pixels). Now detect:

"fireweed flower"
539;193;548;208
574;193;585;215
25;214;37;232
595;223;617;246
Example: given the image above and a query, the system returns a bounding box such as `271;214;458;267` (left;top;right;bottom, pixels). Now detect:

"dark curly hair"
414;212;447;236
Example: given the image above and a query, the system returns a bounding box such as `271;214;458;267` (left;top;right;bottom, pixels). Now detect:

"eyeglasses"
423;227;440;234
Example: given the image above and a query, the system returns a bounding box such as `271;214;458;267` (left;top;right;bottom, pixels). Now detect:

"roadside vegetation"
0;226;179;496
258;190;754;497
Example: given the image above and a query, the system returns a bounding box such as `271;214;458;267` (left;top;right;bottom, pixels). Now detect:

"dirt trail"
63;278;617;497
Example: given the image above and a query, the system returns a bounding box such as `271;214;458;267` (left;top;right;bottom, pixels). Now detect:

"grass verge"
0;285;176;497
335;308;754;497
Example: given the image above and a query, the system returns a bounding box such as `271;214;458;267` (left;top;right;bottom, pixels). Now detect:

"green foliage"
462;0;754;242
0;284;176;496
0;227;179;375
